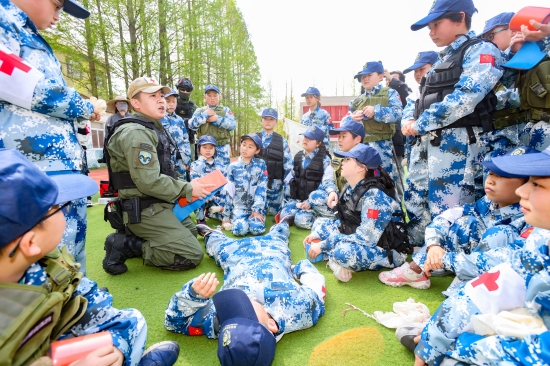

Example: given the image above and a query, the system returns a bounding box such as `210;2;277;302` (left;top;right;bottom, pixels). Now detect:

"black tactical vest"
335;177;411;265
414;38;497;145
290;146;328;201
105;116;178;191
175;99;196;143
256;132;284;180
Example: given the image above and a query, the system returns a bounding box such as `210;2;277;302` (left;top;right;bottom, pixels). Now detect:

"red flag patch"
188;326;203;336
520;227;534;239
480;54;495;66
367;209;379;219
264;170;268;176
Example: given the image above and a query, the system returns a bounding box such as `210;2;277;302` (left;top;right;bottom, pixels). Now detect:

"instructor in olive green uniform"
103;77;213;274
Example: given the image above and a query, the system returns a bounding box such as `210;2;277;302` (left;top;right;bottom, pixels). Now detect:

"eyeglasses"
343;156;366;168
8;202;71;258
484;26;509;41
51;0;64;15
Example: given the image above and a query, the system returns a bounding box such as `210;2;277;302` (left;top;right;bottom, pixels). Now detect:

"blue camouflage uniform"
300;107;332;146
161;112;191;176
189;105;236;172
258;130;293;216
415;228;550;365
190;157;224;222
222;157;268;236
310;184;407;270
403;31;505;246
164;223;326;339
0;0;94;272
349;85;404;200
21;262;147;366
280;148;337;229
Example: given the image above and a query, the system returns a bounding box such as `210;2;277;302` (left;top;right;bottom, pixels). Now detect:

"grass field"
85;194;453;365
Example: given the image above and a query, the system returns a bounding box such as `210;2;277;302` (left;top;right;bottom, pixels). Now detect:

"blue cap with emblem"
261;108;278;119
163;88;179;98
197;135;217;146
300;126;325;142
334;144;382;169
0;149;98;247
204;84;220;94
358;61;384;76
329;117;365;141
301;87;320;97
240;134;263;150
213;289;276;366
478;12;515;38
411;0;477;31
490;146;550;177
403;51;439;74
481;146;537;179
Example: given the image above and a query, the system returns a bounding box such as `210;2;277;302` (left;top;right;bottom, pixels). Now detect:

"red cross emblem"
0;49;31;76
471;270;500;292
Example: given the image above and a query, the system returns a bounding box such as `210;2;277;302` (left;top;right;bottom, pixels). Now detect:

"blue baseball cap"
358;61;384;76
300;126;325;142
329;117;365;140
63;0;90;19
334;144;382;169
0;149;98;247
403;51;439;74
163;88;178;98
490;146;550;177
197;135;217;146
504;41;547;70
240;134;263;150
301;87;320;97
213;289;276;366
204;84;220;94
411;0;477;31
479;12;515;38
262;108;278;119
481;146;538;179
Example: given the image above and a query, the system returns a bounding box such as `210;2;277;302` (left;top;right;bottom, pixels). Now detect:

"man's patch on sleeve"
138;150;153;165
367;209;379;219
480;54;495;66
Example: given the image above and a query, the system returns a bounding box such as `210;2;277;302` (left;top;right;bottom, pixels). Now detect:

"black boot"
103;233;144;275
124;234;144;258
161;254;197;271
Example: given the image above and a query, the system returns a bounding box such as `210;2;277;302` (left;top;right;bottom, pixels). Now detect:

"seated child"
0;149;179;366
415;145;550;366
378;147;533;290
221;134;268;236
306;144;410;282
190;135;224;224
279;126;337;229
256;108;293;216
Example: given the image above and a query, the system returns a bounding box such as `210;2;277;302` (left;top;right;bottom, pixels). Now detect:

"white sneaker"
327;258;353;282
86;198;93;207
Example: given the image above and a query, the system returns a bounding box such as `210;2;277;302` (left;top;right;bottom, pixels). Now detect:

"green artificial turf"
85;194;453;365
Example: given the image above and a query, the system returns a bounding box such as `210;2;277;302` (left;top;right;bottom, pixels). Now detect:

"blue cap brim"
301;93;319;97
480;160;528;179
503;41;547;70
63;0;90;19
329;127;347;135
491;151;550;177
403;62;426;74
333;151;356;159
411;11;445;31
49;174;98;204
164;92;178;98
213;289;258;323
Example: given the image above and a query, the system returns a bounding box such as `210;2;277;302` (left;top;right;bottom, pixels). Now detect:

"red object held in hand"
509;6;550;31
49;332;113;366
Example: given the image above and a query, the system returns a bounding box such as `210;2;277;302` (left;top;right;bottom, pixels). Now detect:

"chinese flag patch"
188;326;203;336
264;170;268;176
367;209;379;219
520;227;534;239
480;54;495;66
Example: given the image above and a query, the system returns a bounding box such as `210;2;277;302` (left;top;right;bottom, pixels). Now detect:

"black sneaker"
196;223;213;237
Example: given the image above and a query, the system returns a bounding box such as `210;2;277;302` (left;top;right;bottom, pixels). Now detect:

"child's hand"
521;20;550;42
70;345;123;366
307;243;322;260
327;192;338;208
297;201;311;210
250;212;265;223
401;120;418;136
510;32;525;53
424;246;446;275
362;106;375;119
192;272;219;298
303;234;319;248
414;355;427;366
351;110;364;121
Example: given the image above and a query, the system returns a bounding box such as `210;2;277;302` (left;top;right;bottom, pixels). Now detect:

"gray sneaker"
395;322;426;353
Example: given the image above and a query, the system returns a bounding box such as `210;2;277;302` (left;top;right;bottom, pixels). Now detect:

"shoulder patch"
480;54;495;66
138;150;153;165
367;209;379;219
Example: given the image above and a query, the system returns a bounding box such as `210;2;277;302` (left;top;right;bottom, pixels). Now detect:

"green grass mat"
85;196;452;365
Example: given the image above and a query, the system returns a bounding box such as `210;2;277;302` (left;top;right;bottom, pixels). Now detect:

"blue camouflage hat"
300;126;325;142
403;51;439;74
358;61;384;76
0;149;98;247
334;144;382;169
301;87;321;97
240;134;263;150
164;88;179;98
411;0;477;31
197;135;217;146
490;146;550;177
262;108;278;119
204;84;220;94
329;117;365;140
213;289;276;366
481;146;538;179
479;12;515;38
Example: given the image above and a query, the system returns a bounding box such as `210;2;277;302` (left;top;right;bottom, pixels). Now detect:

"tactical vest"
351;87;396;143
0;247;87;366
414;38;498;146
175;99;196;143
104;116;178;192
197;105;231;145
331;157;347;191
518;57;550;123
490;82;527;130
335;178;411;265
290;146;328;201
256;132;284;181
